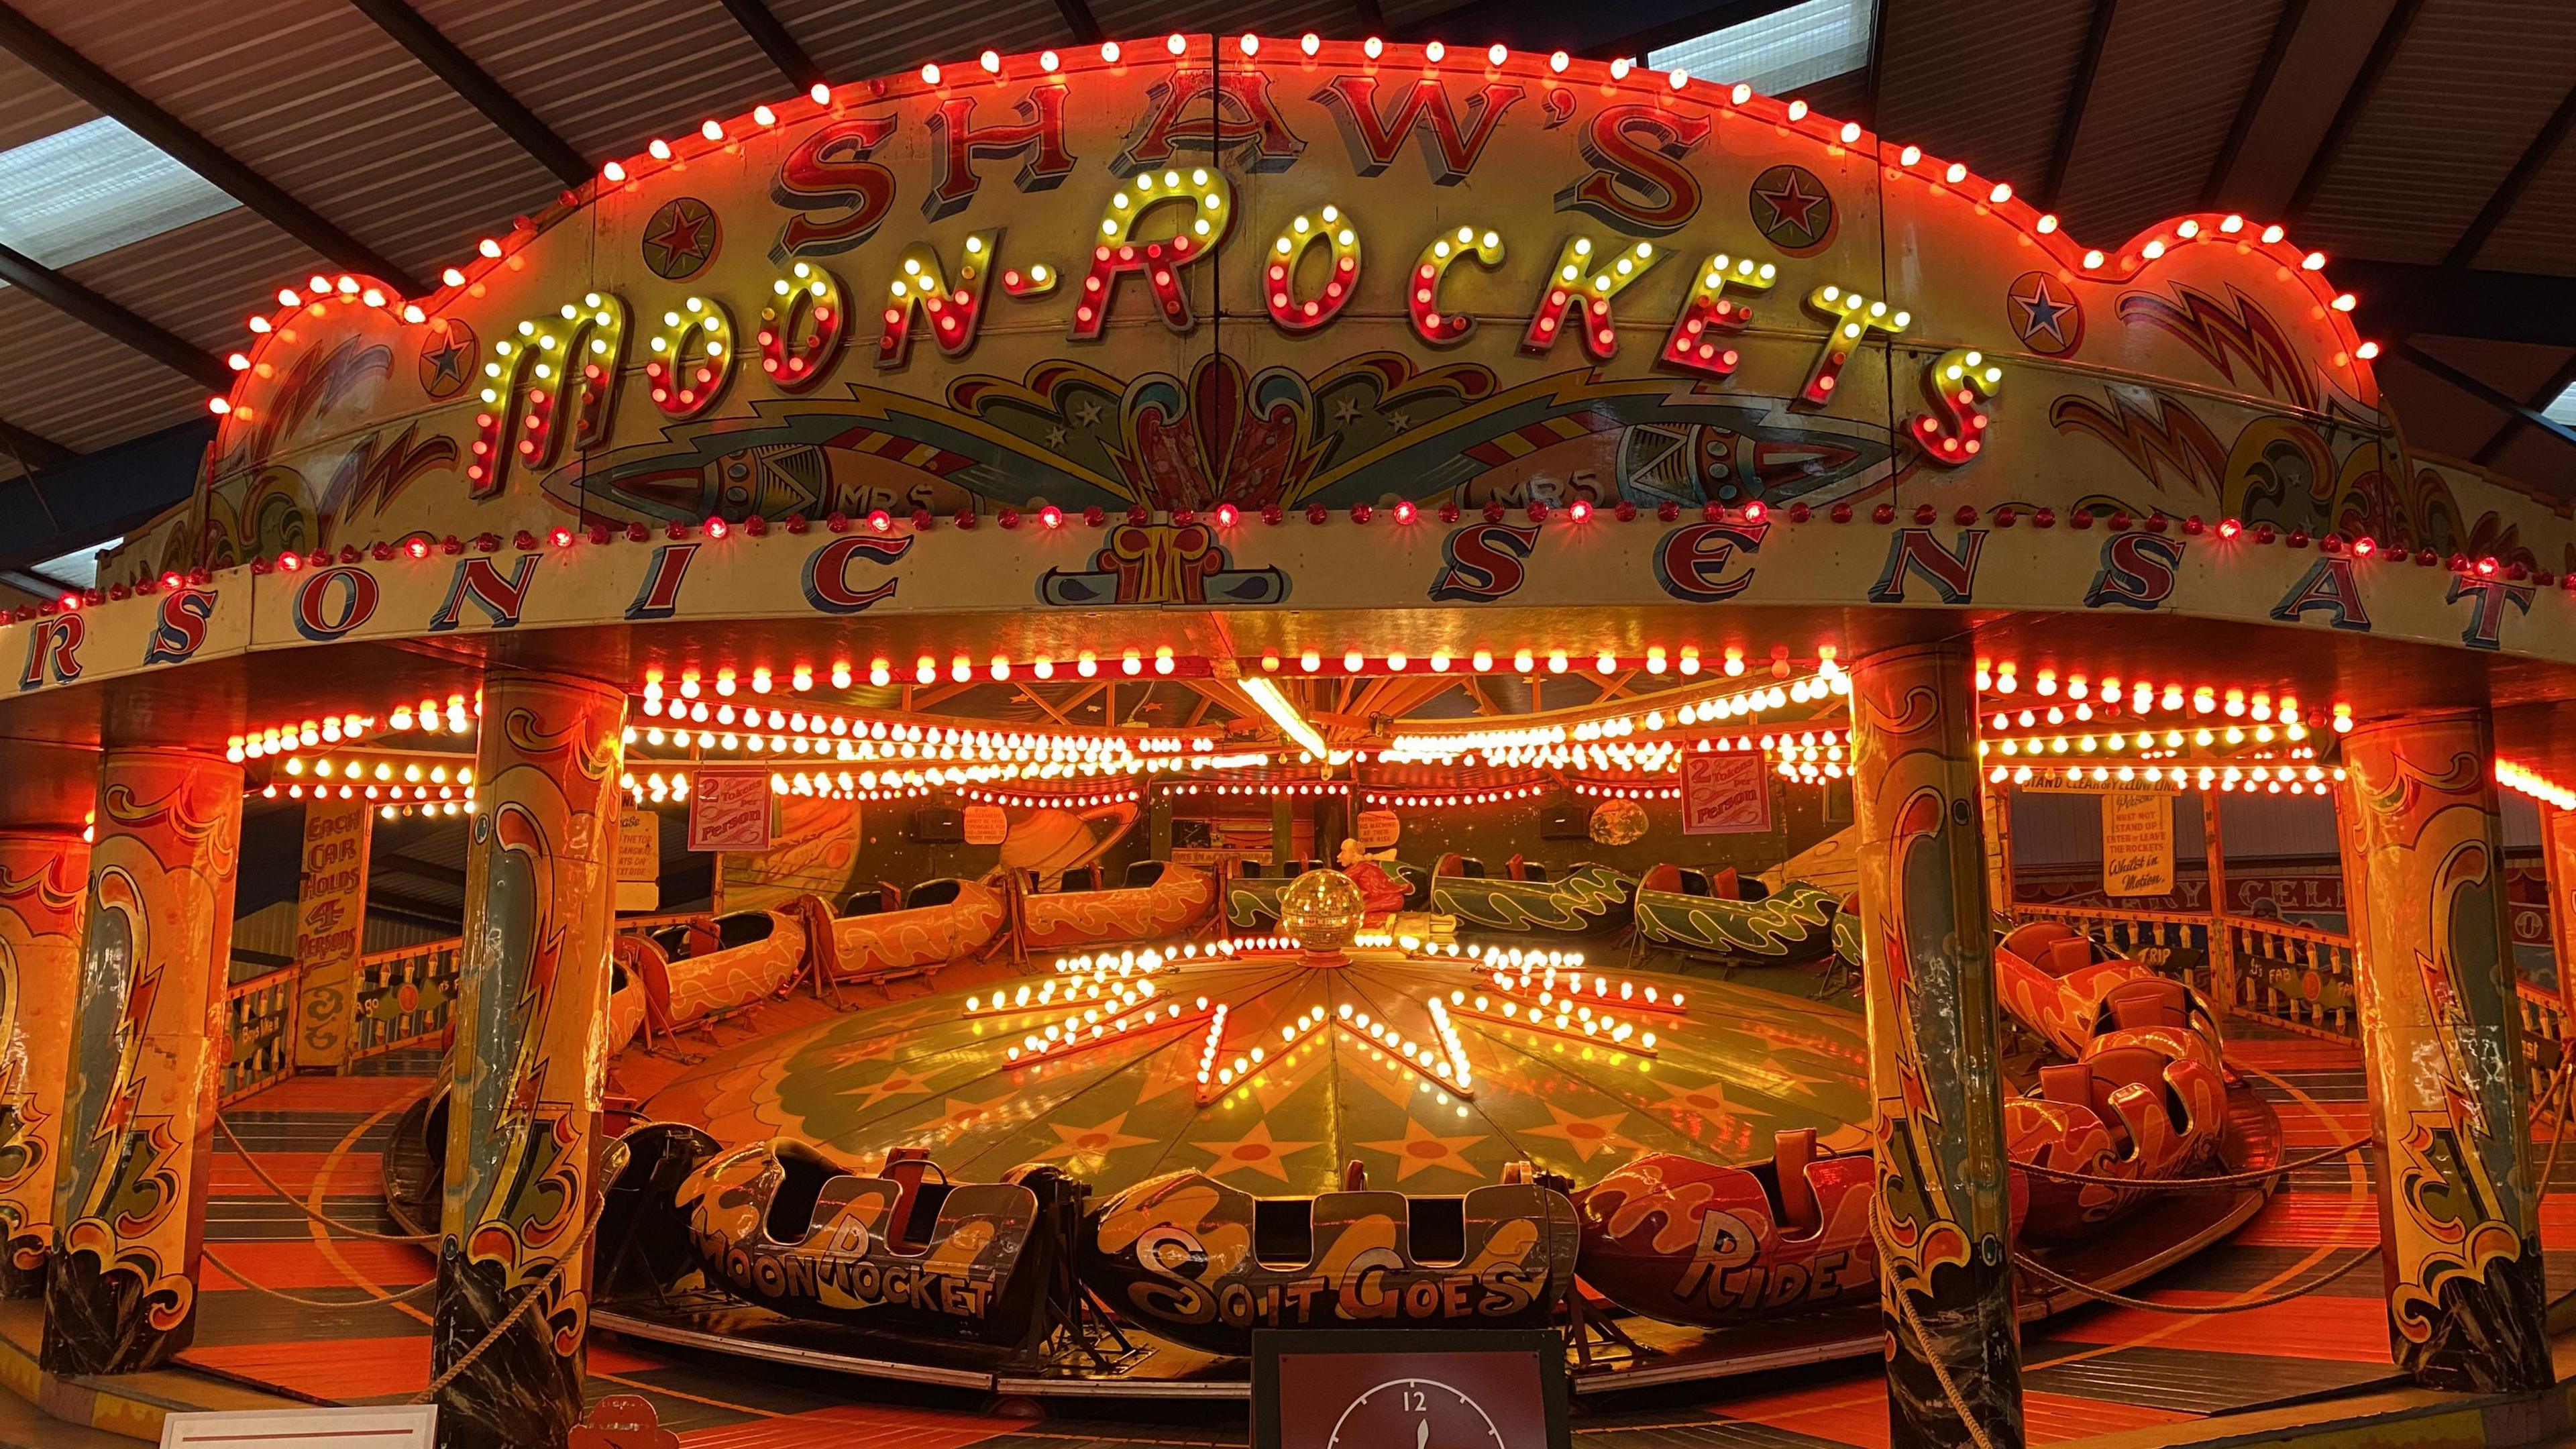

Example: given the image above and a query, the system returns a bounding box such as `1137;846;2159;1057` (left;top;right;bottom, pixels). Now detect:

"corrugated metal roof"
1874;0;2096;197
0;285;206;450
2383;339;2576;462
62;207;320;354
0;47;93;152
775;0;1073;80
2053;0;2287;244
2296;0;2576;264
411;0;789;163
2472;121;2576;273
17;0;559;280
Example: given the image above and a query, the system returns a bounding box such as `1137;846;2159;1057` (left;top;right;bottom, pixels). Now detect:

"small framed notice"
161;1405;436;1447
2101;790;2176;898
1254;1330;1568;1449
688;767;777;853
1680;753;1773;835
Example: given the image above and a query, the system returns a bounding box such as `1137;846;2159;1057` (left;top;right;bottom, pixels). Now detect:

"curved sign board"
18;36;2563;700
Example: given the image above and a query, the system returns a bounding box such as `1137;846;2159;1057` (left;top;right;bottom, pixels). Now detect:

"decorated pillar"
1847;642;2023;1449
0;824;91;1298
2341;712;2553;1393
42;750;243;1374
434;674;624;1449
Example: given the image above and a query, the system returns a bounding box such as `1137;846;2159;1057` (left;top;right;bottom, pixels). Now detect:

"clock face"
1325;1379;1509;1449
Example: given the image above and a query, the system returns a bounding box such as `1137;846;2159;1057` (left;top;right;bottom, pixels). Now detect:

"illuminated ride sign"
8;35;2560;696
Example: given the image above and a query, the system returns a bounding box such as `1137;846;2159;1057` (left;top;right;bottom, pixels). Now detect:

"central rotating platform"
641;944;1868;1197
587;936;2280;1397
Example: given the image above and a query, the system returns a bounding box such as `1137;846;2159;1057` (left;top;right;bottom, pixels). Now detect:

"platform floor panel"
168;1010;2557;1446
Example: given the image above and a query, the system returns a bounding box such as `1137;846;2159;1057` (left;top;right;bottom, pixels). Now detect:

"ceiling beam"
0;241;231;390
2335;259;2576;350
345;0;590;189
2472;352;2576;468
712;0;822;92
2202;0;2307;208
1053;0;1103;46
0;416;74;472
2039;0;2120;210
1352;0;1387;34
0;3;427;297
2397;341;2576;458
368;886;464;929
0;419;213;572
375;852;467;889
2284;0;2423;222
1859;0;1890;124
2444;80;2576;270
1015;684;1073;725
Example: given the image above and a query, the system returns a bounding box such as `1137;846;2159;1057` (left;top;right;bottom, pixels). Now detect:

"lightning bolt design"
2116;284;2318;411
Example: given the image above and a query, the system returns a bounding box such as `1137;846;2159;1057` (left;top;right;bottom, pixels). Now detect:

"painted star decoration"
839;1065;934;1115
2009;274;2078;352
1754;170;1828;236
642;200;716;278
420;333;473;396
1195;1118;1323;1185
1034;1110;1161;1171
1522;1101;1637;1163
1358;1117;1489;1183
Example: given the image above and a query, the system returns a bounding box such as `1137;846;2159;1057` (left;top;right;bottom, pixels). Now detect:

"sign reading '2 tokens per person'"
688;768;777;853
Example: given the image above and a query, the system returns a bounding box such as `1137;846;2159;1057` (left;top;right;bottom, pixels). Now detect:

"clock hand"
1417;1419;1430;1449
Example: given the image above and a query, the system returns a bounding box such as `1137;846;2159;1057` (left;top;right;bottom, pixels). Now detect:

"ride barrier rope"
412;1194;609;1405
213;1110;439;1245
198;1240;438;1309
2010;1135;2370;1190
1869;1198;2004;1449
2014;1244;2376;1313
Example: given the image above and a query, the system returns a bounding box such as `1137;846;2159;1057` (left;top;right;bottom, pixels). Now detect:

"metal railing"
2014;898;2572;1112
2008;902;2218;1001
2518;983;2571;1118
219;965;301;1104
217;910;719;1101
2221;914;2361;1041
348;938;466;1062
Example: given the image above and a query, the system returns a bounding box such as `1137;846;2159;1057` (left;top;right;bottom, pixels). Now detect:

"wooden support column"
2201;792;2236;1012
433;673;625;1449
1847;642;2024;1449
2541;804;2576;1026
290;796;374;1071
0;743;96;1299
1980;778;2015;912
2341;711;2553;1392
42;749;243;1374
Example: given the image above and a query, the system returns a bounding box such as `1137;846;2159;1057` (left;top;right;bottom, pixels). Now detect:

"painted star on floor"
1521;1101;1636;1163
1032;1110;1162;1172
1195;1118;1324;1185
1358;1117;1491;1183
922;1085;1023;1136
838;1066;936;1115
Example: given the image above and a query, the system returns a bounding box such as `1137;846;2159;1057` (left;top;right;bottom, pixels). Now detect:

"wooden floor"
172;1019;2565;1448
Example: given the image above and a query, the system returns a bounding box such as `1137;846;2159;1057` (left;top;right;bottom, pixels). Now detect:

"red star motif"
1755;172;1827;233
644;203;714;274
